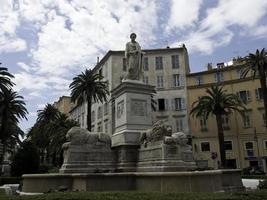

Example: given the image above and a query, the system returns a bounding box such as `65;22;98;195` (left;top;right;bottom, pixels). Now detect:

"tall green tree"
242;48;267;127
28;105;78;166
0;88;28;159
190;86;245;168
69;69;109;131
0;64;14;92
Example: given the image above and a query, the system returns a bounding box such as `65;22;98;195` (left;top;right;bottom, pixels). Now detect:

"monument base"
22;170;244;193
60;145;116;173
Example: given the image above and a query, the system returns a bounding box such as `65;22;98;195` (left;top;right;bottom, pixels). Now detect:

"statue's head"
130;33;136;41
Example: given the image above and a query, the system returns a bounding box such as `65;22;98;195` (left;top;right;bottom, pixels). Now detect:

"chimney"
97;56;99;64
207;63;212;71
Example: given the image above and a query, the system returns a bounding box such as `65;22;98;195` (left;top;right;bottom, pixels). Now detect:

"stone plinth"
111;80;155;171
137;142;196;172
22;170;244;193
60;144;116;173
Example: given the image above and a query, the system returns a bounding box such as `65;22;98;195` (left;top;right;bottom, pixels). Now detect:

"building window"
97;123;103;132
242;112;251;128
158;99;166;111
157;75;164;88
143;76;149;85
176;117;184;132
224;141;232;151
174;98;185;110
200;117;207;131
173;74;180;87
245;142;254;157
81;113;85;127
155;56;163;70
104;121;108;133
195;76;203;85
264;141;267;149
236;68;245;79
143;57;148;71
222;114;230;129
214;72;224;82
91;111;95;122
104;103;109;115
238;90;251;103
123;58;127;71
263;113;266;126
255;88;263;100
201;142;210;152
172;55;179;69
98;106;103;119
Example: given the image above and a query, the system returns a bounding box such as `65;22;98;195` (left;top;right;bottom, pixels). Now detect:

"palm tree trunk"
215;114;226;168
259;74;267;128
87;98;92;131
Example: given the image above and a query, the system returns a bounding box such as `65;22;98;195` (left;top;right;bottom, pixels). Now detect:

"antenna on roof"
165;40;170;48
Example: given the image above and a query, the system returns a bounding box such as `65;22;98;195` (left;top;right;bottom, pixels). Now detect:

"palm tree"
0;88;28;159
190;86;245;168
69;69;109;131
37;104;60;123
242;48;267;127
0;63;14;92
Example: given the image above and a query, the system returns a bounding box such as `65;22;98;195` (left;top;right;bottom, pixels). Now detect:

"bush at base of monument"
11;141;40;176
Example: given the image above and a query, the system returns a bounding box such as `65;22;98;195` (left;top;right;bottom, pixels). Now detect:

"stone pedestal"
111;80;155;171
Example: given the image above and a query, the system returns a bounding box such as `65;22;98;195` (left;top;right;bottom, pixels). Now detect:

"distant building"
69;46;191;135
53;96;73;116
187;58;267;171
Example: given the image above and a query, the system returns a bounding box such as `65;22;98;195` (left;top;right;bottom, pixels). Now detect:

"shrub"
10;141;40;176
258;179;267;189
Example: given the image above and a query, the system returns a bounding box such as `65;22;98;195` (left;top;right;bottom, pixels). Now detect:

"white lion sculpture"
62;126;111;149
140;120;172;146
164;132;188;146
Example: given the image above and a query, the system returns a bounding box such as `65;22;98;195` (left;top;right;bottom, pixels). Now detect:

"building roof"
92;47;187;73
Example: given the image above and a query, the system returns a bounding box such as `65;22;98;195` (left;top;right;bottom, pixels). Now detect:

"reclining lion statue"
140;120;172;146
62;126;111;149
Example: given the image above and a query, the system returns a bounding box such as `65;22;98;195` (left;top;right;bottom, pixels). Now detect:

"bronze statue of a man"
125;33;143;80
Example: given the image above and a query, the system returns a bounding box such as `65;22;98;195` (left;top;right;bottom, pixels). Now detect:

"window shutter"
255;89;259;100
181;98;185;109
171;99;175;111
214;73;217;82
247;90;251;101
180;75;184;86
165;99;169;111
220;73;224;81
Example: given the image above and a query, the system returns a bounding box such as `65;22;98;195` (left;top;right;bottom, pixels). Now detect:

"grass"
0;191;267;200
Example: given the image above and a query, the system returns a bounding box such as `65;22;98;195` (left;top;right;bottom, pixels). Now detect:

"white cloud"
0;0;26;53
17;62;31;72
171;0;267;54
166;0;203;31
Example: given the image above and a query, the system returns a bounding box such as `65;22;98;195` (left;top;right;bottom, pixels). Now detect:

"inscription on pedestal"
131;99;147;116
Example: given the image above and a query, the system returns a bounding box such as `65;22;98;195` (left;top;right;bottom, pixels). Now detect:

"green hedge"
1;191;267;200
0;177;21;185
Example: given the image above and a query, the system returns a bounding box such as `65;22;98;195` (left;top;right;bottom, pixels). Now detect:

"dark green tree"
69;69;109;131
242;48;267;127
11;141;39;176
190;86;245;168
0;64;14;91
0;88;28;158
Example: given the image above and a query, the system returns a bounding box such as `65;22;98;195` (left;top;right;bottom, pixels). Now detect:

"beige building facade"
187;59;267;171
53;96;72;116
69;46;191;136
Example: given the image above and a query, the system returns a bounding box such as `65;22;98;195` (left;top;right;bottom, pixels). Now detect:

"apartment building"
187;58;267;171
69;46;191;136
53;96;72;117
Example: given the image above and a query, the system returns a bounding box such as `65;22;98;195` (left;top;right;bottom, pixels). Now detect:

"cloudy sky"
1;0;267;132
